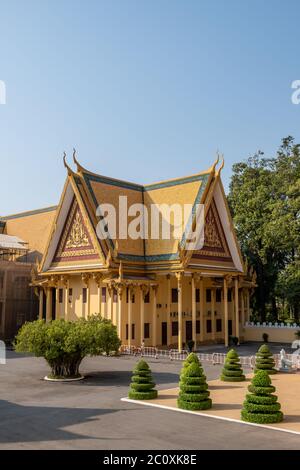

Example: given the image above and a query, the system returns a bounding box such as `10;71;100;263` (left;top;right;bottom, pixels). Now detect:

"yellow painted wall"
58;274;241;347
244;326;298;343
5;209;56;259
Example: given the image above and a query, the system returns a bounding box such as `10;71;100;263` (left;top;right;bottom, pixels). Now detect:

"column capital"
140;284;149;299
175;272;183;290
49;275;59;288
117;285;124;299
151;284;158;294
107;284;113;296
60;275;69;288
127;284;136;294
93;273;103;286
192;273;202;283
81;273;90;286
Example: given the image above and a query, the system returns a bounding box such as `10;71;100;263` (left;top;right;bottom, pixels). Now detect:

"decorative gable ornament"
54;199;97;262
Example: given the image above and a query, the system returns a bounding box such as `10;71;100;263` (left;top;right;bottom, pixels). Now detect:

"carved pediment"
54;198;98;262
192;199;232;262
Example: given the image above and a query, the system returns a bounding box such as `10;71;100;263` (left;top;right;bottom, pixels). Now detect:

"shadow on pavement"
80;370;179;387
0;399;131;444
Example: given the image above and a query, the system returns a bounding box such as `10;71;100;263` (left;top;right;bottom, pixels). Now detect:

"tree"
228;137;300;322
177;353;212;410
228;151;284;321
128;359;158;399
241;370;283;424
15;316;121;379
255;344;277;374
220;349;245;382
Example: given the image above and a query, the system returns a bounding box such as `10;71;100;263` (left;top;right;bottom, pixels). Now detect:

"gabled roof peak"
63;150;223;190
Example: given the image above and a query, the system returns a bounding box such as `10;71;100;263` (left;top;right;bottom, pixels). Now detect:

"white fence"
120;346;255;368
120;345;300;370
245;321;300;329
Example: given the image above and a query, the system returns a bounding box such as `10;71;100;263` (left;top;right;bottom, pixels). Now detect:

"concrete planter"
44;375;85;382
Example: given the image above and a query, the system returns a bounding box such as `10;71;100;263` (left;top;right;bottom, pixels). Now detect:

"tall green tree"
228;137;300;321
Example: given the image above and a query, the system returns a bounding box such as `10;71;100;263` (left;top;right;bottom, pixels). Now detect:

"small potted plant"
186;340;195;352
229;335;239;346
262;332;269;343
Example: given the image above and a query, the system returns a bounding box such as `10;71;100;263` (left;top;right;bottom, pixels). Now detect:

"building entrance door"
228;319;232;336
161;322;167;345
186;321;192;341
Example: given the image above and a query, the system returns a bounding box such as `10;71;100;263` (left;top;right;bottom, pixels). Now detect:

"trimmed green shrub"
255;344;277;374
241;370;283;424
128;360;158;400
14;316;121;379
182;352;200;368
177;354;212;411
220;349;245;382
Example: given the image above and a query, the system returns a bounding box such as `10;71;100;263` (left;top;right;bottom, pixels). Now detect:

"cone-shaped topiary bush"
182;352;200;369
241;370;283;424
128;359;158;400
220;349;245;382
177;354;212;411
255;344;277;374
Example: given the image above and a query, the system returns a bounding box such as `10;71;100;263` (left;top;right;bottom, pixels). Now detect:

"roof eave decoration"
63;151;75;176
209;152;220;174
72;148;87;174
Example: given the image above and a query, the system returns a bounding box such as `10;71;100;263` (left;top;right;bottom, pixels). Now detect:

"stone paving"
0;349;299;449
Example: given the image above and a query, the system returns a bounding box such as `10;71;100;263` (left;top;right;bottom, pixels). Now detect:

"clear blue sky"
1;0;300;215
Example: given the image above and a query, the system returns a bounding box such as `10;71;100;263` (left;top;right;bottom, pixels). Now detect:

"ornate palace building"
30;153;255;351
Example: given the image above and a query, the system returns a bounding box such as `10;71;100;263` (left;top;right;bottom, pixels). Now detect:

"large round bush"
14;316;121;379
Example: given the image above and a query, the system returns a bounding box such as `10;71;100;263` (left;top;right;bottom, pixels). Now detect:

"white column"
246;289;250;321
211;287;216;341
107;286;113;322
140;286;145;345
235;277;239;339
87;282;90;318
241;288;245;328
39;289;43;320
128;287;132;347
111;288;114;323
117;286;123;339
200;277;204;342
46;287;52;322
152;285;157;347
167;275;171;346
223;277;229;347
55;287;59;319
176;273;182;352
94;274;102;317
191;274;196;344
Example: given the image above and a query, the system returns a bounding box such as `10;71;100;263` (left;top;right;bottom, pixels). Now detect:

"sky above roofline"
1;0;300;214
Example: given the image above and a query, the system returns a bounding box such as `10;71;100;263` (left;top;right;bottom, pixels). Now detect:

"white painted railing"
120;346;253;368
245;321;300;329
120;345;300;370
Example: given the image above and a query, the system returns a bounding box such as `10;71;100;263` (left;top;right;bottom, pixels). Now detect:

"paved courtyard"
0;346;299;449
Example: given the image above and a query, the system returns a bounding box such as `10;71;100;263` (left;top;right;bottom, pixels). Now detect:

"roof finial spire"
73;147;84;173
219;153;225;171
212;151;220;172
63;151;73;175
